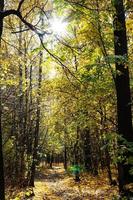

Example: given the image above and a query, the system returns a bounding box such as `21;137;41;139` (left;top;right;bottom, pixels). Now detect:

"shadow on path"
32;166;118;200
35;167;66;183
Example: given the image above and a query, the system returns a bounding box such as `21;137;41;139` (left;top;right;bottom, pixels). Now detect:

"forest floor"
30;166;118;200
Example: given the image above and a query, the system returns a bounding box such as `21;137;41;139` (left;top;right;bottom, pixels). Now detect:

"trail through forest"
1;1;133;199
32;166;118;200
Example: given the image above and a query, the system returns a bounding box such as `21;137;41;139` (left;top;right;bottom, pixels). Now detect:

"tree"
29;51;42;186
112;0;133;194
0;90;5;200
0;1;6;199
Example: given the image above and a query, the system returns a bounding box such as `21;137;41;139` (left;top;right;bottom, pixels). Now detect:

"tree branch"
39;37;82;84
1;9;50;37
65;0;113;12
17;0;25;11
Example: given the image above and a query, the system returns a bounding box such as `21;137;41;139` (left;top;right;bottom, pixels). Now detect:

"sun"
50;18;67;36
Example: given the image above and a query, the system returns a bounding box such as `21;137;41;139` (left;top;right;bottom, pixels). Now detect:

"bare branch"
17;0;25;11
1;9;50;37
55;36;75;53
1;37;24;54
11;28;29;34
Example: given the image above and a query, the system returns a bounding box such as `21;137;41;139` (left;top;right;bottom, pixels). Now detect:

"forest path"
32;166;118;200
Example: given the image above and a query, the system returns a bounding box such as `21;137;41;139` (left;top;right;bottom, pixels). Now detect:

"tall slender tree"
113;0;133;194
0;90;5;200
29;51;42;186
0;0;5;199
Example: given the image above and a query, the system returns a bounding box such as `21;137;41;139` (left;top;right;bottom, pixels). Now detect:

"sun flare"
50;18;67;36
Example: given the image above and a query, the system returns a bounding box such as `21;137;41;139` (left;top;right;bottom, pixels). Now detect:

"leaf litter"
31;166;118;200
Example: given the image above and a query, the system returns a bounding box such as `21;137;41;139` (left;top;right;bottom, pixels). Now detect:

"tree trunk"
0;1;5;199
104;142;113;185
29;51;42;186
64;126;68;170
82;128;92;172
27;65;33;155
0;89;5;200
113;0;133;194
50;152;54;168
64;145;67;170
74;127;80;165
0;0;4;38
19;22;25;181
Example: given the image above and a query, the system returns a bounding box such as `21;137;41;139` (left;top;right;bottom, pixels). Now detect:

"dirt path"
32;166;118;200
